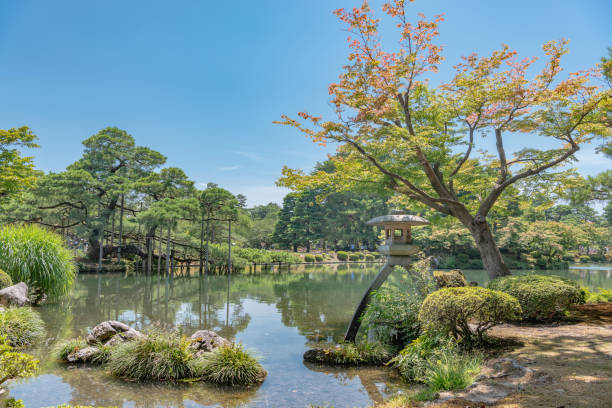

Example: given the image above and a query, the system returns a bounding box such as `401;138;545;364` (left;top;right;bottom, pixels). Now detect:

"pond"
8;263;612;408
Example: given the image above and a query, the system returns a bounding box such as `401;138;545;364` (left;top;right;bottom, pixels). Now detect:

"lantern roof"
366;213;429;227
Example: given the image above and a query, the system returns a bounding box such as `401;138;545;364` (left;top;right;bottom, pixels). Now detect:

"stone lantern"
345;211;429;341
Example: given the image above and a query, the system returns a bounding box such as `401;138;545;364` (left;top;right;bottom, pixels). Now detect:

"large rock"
67;346;101;363
0;282;30;306
104;328;145;346
86;320;142;345
189;330;231;355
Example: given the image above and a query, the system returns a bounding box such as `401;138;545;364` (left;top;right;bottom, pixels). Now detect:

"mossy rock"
433;269;467;288
0;269;12;289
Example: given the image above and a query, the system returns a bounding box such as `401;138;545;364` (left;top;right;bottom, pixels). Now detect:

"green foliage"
5;399;25;408
348;253;360;261
361;287;420;347
0;127;39;199
107;330;193;381
55;338;87;361
0;335;39;387
315;254;324;262
583;287;612;303
433;270;466;288
0;269;12;289
365;254;374;261
0;224;75;298
0;307;46;348
488;274;585;321
336;251;349;261
306;341;392;365
190;344;265;386
423;348;482;392
304;254;316;262
419;287;522;341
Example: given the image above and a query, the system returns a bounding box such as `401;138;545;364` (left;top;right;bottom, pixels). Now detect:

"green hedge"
419;287;521;341
315;254;324;262
304;254;315;263
348;253;360;261
487;274;585;321
337;251;349;261
365;254;375;262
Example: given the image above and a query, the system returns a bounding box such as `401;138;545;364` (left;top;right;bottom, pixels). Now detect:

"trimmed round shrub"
304;254;316;263
314;254;324;262
0;224;76;298
487;274;585;321
336;251;349;261
578;255;591;263
348;253;360;261
0;307;46;347
372;252;382;259
418;287;522;341
365;254;375;262
357;252;365;260
107;331;193;381
0;269;12;289
190;344;266;385
433;270;466;288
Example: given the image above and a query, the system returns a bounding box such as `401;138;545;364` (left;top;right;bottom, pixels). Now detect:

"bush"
0;269;12;289
433;270;466;288
190;343;266;385
579;255;591;263
361;287;420;347
304;341;392;366
584;287;612;303
304;254;316;263
438;256;456;269
107;330;194;381
365;254;375;262
0;307;46;347
488;274;585;321
348;253;360;261
419;287;521;341
0;335;39;387
0;224;76;298
456;253;470;267
336;251;348;261
55;338;87;361
357;252;365;260
372;252;382;259
315;254;324;262
467;259;483;269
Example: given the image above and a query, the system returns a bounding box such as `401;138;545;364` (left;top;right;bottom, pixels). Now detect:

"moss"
0;307;46;348
488;274;585;321
0;269;12;289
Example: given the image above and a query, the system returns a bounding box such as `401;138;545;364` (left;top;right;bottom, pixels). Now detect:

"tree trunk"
205;218;210;276
469;220;511;279
227;220;232;274
118;194;124;262
147;236;152;276
157;226;162;276
165;227;171;278
199;215;205;276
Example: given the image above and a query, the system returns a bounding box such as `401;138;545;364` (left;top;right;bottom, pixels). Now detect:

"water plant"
304;341;392;365
191;343;266;386
0;306;46;347
0;224;76;298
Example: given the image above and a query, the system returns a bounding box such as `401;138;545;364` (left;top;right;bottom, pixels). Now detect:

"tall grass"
190;343;265;386
0;224;76;298
0;307;46;347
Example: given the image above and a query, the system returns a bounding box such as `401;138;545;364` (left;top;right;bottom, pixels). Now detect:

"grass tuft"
191;343;265;386
0;306;46;347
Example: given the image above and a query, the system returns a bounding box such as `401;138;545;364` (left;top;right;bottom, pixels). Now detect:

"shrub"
361;287;420;347
348;253;360;261
488;274;585;321
423;348;482;392
315;254;324;262
419;287;521;341
107;330;193;381
0;307;46;347
579;255;591;263
0;269;12;289
0;335;39;387
456;253;470;267
304;254;316;263
336;251;348;261
433;270;466;288
357;252;365;260
304;341;392;365
190;343;266;385
438;256;456;269
0;224;76;298
467;259;484;269
365;254;375;262
583;287;612;303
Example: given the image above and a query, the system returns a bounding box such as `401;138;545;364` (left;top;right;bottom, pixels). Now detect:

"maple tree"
277;0;611;278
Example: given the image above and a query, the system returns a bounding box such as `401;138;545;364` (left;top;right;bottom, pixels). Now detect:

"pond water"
8;263;612;408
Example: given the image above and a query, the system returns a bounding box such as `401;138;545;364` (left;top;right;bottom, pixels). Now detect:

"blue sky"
0;0;610;206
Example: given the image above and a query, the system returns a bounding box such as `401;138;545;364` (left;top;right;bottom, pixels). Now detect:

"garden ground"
380;303;612;408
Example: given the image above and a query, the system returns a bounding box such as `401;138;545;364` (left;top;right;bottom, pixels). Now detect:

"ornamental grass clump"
107;330;193;381
191;343;266;386
0;306;46;347
304;341;392;366
418;287;521;342
55;338;87;361
0;224;76;299
488;274;585;321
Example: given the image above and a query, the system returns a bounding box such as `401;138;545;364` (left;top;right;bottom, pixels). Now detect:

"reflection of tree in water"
273;264;380;342
43;363;259;408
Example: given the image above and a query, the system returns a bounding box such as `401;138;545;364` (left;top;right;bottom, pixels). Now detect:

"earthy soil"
382;303;612;408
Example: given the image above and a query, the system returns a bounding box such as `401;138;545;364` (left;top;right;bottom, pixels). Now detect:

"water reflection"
9;263;611;407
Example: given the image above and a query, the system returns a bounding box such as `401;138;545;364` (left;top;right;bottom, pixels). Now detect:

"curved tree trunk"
468;219;511;279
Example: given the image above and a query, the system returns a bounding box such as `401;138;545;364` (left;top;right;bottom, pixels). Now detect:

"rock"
0;282;30;306
67;346;100;363
104;328;145;347
303;348;328;363
189;330;231;354
86;320;142;345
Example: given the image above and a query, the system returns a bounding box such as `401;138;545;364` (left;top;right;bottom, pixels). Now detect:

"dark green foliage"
488;274;585;321
433;270;466;288
107;331;193;381
0;224;75;298
336;251;348;261
314;254;324;262
305;341;392;365
348;253;360;261
364;254;375;262
0;269;12;289
304;254;315;262
0;307;46;348
361;287;420;347
190;344;265;386
419;287;522;341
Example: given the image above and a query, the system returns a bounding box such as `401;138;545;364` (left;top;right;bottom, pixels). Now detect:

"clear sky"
1;0;610;206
